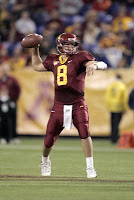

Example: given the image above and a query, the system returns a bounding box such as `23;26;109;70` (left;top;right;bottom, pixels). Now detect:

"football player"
32;33;107;178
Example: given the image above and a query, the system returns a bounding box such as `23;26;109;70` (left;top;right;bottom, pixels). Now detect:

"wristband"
95;61;107;70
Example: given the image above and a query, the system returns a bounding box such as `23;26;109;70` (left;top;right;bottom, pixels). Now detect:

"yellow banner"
10;67;134;136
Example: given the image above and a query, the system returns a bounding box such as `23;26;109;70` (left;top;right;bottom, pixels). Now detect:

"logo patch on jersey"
53;61;60;66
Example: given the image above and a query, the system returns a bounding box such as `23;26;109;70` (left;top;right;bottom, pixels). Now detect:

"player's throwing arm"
86;61;107;76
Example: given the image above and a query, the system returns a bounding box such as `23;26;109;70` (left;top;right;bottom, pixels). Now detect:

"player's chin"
64;49;74;55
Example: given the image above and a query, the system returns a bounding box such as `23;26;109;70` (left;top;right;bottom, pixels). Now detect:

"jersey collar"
59;55;69;64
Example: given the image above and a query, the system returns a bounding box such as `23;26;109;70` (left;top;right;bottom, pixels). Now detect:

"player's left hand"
86;64;95;76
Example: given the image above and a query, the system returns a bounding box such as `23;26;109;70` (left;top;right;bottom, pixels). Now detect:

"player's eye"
74;42;78;46
62;42;70;45
62;42;78;47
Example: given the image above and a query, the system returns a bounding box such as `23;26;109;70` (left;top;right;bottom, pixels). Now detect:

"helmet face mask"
57;33;79;55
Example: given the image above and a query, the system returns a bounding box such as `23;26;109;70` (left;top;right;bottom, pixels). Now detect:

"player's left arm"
85;61;107;76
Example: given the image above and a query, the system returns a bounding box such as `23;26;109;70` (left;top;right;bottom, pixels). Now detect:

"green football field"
0;137;134;200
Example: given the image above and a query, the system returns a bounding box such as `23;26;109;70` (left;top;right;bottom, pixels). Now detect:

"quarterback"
32;33;107;178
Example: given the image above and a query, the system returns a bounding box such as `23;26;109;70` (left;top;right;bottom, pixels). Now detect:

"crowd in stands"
0;0;134;70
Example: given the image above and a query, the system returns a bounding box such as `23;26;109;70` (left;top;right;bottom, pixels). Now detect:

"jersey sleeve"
42;54;54;71
78;51;96;67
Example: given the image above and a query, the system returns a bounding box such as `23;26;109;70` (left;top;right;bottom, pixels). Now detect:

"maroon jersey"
43;51;95;104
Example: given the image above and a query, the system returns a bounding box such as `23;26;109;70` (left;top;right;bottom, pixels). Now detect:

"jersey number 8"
57;65;67;86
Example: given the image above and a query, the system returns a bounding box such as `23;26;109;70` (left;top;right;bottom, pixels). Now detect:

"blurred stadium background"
0;0;134;137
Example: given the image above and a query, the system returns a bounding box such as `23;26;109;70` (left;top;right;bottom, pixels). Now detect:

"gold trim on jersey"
59;55;69;64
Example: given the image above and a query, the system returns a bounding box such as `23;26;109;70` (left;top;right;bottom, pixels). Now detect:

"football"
21;33;43;48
